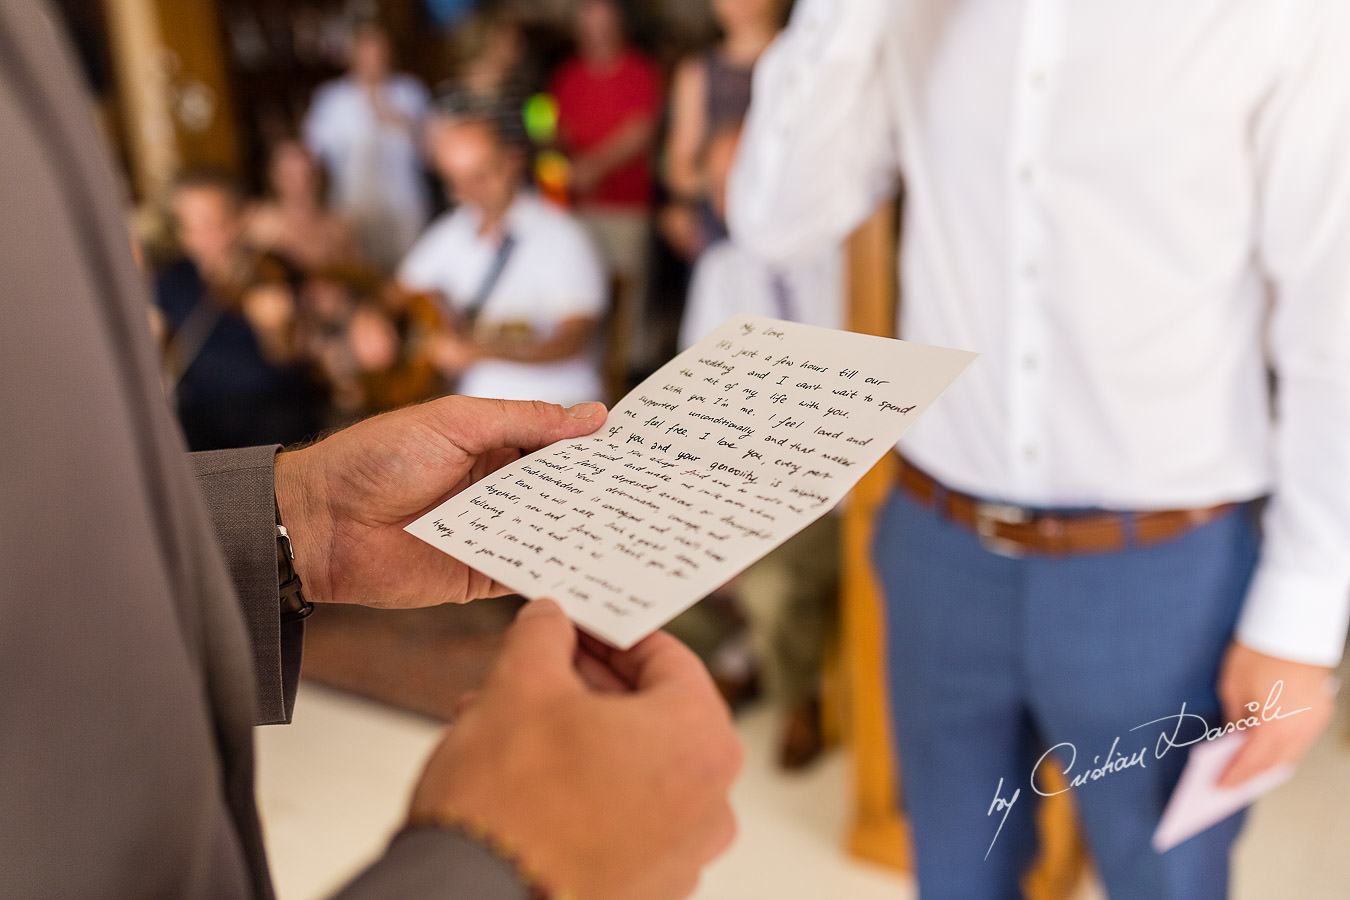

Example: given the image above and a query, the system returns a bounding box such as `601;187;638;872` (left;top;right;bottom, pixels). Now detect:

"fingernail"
567;402;606;419
518;597;561;619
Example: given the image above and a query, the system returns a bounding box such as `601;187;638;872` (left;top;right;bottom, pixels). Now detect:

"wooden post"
105;0;179;204
839;201;911;869
104;0;240;206
152;0;240;174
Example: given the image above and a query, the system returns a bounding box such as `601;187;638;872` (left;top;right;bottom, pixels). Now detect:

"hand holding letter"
273;397;607;609
408;599;742;900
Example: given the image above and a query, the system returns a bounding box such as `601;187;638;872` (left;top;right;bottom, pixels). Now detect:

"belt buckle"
974;501;1030;558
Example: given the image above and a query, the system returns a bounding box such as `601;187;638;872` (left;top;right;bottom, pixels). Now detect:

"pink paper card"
1152;732;1294;853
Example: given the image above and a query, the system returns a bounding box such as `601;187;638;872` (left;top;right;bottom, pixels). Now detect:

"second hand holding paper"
407;314;975;648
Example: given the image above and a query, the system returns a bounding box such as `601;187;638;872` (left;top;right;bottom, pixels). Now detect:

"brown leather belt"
896;458;1240;558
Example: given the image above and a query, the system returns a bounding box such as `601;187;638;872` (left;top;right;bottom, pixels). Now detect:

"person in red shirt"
549;0;662;386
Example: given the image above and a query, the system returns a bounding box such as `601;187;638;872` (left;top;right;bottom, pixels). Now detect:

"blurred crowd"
137;0;837;769
140;1;826;445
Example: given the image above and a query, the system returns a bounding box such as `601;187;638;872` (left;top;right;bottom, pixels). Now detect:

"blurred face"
349;26;391;82
575;0;624;60
712;0;783;33
483;22;523;71
429;119;519;222
302;278;352;323
270;141;319;201
172;185;242;271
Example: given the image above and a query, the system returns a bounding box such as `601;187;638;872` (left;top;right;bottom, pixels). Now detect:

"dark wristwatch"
275;502;314;623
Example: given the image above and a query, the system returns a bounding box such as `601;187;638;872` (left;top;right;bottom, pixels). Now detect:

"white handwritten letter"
407;315;975;647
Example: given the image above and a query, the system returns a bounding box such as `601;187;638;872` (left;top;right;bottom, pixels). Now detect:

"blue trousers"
874;487;1258;899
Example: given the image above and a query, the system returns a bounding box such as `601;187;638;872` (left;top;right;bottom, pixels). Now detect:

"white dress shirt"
729;0;1350;665
679;239;843;350
398;191;606;407
304;74;431;271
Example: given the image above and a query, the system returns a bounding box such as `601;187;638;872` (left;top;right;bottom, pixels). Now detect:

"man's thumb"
490;598;581;693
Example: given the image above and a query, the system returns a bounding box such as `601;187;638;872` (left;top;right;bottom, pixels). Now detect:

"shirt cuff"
1236;562;1350;667
330;826;531;900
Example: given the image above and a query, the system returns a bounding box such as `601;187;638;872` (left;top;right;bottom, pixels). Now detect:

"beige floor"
257;681;1350;899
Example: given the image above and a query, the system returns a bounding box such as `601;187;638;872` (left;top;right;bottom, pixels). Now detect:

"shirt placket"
1005;0;1063;499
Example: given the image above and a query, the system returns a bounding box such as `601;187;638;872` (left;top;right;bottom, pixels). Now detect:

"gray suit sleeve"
187;441;530;898
190;444;302;725
332;828;531;900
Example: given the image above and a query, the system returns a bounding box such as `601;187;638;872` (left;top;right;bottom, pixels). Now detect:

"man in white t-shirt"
396;111;606;407
304;21;431;272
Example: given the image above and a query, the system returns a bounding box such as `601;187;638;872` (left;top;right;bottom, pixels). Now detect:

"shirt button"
1022;354;1038;373
1030;70;1048;89
1019;165;1034;185
1023;445;1039;462
1021;261;1039;280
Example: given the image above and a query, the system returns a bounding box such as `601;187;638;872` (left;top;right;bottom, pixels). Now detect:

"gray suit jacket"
0;3;526;897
